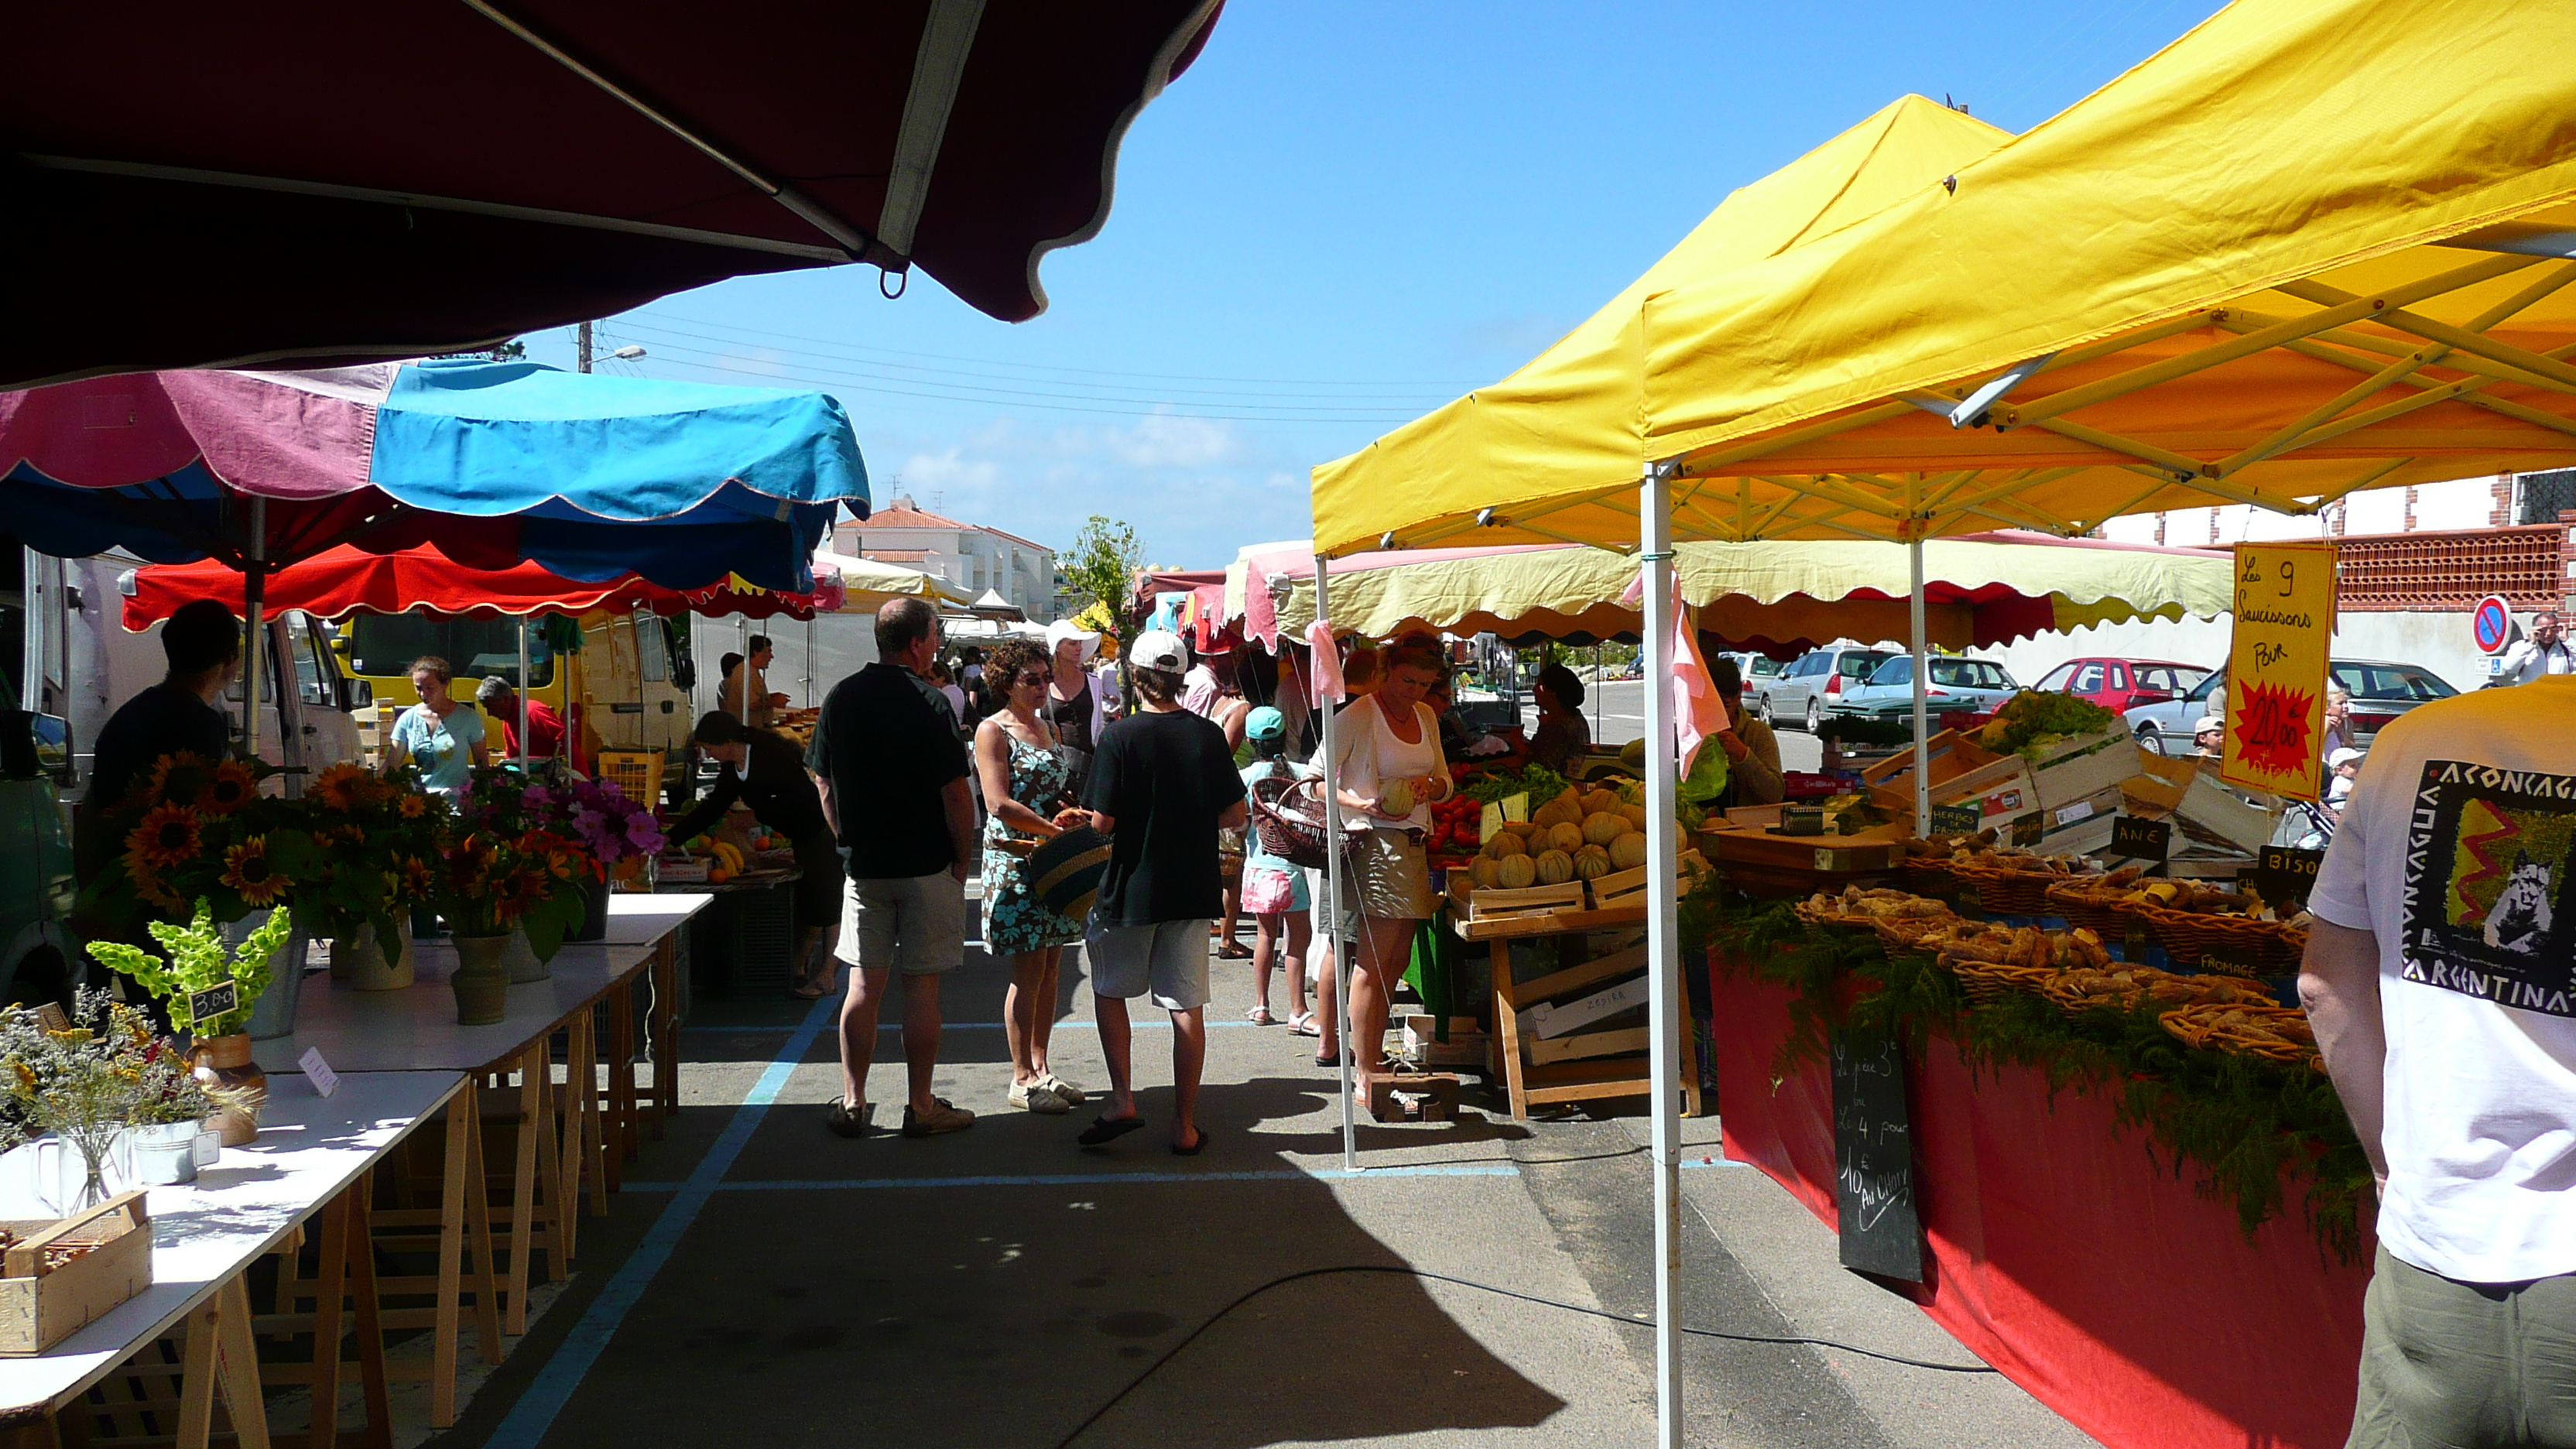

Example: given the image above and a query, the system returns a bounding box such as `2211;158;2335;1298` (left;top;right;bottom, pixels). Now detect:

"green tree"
1059;516;1146;618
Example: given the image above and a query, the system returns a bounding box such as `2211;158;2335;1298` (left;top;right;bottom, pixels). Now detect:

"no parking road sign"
2473;594;2514;655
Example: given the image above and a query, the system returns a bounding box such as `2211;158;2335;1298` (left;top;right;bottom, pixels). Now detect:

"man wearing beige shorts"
807;597;980;1139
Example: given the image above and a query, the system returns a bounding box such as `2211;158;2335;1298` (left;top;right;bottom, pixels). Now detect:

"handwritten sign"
2108;815;2171;862
2224;541;2336;802
1831;1030;1923;1283
186;980;238;1030
2009;811;2046;848
1930;803;1982;837
2253;844;2325;905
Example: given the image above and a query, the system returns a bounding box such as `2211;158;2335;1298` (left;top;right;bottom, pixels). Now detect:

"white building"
832;496;1061;622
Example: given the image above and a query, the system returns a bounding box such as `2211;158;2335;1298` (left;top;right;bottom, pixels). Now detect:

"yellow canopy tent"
1312;94;2008;551
1262;530;2232;648
811;549;976;611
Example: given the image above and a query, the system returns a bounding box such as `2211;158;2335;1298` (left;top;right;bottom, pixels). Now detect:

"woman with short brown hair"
1316;642;1453;1084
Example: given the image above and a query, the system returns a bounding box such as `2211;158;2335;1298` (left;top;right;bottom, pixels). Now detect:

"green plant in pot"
85;901;289;1146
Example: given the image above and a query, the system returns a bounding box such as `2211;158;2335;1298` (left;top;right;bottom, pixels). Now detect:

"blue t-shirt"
394;702;485;797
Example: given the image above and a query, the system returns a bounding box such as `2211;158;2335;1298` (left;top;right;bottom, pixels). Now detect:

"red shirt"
495;699;567;761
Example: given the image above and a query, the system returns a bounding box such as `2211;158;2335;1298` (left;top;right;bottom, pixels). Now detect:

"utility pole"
577;320;594;373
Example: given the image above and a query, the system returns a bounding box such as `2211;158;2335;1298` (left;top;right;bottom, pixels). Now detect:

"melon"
1609;832;1649;870
1581;787;1623;817
1620;803;1649;831
1379;778;1416;817
1471;856;1502;889
1572;844;1612;879
1544;820;1584;855
1482;830;1527;861
1530;798;1581;831
1581;811;1627;847
1533;848;1574;886
1495;852;1537;889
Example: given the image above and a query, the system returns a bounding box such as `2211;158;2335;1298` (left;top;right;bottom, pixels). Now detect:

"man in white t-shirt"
2501;610;2575;685
2301;673;2576;1445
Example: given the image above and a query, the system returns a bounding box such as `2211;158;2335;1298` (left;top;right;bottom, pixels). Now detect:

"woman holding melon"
1317;643;1454;1084
972;638;1093;1115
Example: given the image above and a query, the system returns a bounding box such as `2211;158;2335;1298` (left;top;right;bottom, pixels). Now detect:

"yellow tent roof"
812;549;975;611
1269;532;2233;647
1318;0;2576;555
1309;95;2009;556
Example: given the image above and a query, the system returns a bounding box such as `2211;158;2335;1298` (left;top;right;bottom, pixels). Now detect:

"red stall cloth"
1710;958;2372;1449
123;544;826;629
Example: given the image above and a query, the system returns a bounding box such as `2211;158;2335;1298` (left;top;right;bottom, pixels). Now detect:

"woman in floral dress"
973;639;1091;1115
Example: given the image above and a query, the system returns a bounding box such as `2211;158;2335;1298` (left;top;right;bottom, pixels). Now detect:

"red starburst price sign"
2224;541;2337;802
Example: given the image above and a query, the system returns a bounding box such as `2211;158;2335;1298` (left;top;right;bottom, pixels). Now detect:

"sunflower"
312;762;367;811
123;855;187;914
495;868;545;923
126;802;204;870
397;792;428;820
220;836;289;907
200;759;258;814
395;855;437;897
142;753;214;809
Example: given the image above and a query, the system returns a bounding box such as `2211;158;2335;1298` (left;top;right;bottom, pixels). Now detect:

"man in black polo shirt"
806;596;978;1139
77;599;238;879
672;711;844;999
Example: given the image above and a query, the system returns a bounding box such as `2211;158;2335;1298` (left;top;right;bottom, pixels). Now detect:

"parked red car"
2031;657;2211;716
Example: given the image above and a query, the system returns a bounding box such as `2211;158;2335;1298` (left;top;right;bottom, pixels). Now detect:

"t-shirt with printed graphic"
2311;676;2576;1283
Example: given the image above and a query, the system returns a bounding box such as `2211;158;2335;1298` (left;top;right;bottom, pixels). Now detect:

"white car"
1830;656;2019;723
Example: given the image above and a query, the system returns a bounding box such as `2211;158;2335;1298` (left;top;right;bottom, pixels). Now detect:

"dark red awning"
2;1;1222;388
123;545;832;629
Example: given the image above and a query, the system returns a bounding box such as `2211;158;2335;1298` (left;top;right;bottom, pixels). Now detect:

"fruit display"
1423;794;1483;859
1973;690;2119;760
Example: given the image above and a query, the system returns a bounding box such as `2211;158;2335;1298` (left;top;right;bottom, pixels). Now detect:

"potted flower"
453;769;600;979
300;763;446;989
546;776;665;938
427;824;582;1023
83;901;289;1145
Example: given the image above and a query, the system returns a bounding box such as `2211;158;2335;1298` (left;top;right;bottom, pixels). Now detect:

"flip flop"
787;980;827;1000
1171;1127;1211;1157
1077;1115;1147;1147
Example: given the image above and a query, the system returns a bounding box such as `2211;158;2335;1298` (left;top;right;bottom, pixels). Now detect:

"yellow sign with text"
2223;541;2337;802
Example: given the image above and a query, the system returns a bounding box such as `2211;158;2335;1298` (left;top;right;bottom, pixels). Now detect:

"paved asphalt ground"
412;880;2102;1449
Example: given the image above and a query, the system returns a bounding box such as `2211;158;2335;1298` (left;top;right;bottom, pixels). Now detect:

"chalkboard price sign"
2254;844;2325;903
187;979;238;1029
2009;811;2046;848
2108;815;2171;862
1930;803;1982;837
1831;1030;1923;1283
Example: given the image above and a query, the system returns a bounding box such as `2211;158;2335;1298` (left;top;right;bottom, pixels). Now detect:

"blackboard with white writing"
2254;845;2324;906
1832;1030;1923;1282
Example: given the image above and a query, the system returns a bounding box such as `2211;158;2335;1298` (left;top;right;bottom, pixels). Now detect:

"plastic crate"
596;751;663;807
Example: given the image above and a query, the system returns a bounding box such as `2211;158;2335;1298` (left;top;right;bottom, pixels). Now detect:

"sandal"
1214;942;1253;960
1246;1005;1276;1026
1287;1012;1321;1038
1171;1126;1211;1157
1077;1114;1147;1147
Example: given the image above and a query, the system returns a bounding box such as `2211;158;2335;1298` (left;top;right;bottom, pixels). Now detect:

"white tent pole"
1315;551;1358;1174
1639;463;1684;1449
242;496;267;759
1910;536;1931;837
516;616;532;769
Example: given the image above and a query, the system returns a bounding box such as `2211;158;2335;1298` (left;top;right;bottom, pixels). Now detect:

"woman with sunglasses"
972;637;1092;1115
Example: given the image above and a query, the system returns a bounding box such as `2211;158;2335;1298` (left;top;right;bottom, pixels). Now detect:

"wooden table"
0;1071;462;1449
1447;896;1703;1121
248;896;705;1427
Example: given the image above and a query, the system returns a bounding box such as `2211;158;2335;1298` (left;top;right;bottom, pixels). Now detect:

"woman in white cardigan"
1316;642;1454;1086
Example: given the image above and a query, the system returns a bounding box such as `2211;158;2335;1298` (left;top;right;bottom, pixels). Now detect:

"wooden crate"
1402;1016;1488;1069
2027;729;2147;810
1363;1072;1461;1123
1529;1025;1649;1065
1859;728;2002;795
1461;881;1586;922
0;1191;153;1355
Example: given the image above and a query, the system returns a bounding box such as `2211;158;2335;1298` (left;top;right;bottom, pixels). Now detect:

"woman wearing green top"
384;656;488;800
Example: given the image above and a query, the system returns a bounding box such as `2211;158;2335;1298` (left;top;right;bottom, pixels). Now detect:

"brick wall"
2335;522;2571;612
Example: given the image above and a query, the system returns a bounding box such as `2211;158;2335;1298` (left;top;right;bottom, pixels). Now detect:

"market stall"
1310;6;2576;1443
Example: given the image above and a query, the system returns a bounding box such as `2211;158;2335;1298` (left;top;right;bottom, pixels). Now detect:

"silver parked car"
1832;655;2019;722
1760;644;1896;732
2123;657;2461;755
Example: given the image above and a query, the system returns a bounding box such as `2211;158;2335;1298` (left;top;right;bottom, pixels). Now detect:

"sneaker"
1036;1072;1088;1106
1008;1081;1070;1115
902;1098;976;1137
825;1098;872;1138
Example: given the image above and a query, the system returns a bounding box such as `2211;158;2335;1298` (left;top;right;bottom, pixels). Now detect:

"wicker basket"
2132;904;2307;973
1941;954;2060;1003
1872;913;1967;954
2043;881;2140;935
1792;900;1903;935
1899;857;1957;896
2156;1002;2318;1066
1952;864;2069;916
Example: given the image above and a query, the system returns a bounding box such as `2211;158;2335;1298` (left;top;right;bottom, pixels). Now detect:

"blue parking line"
681;1019;1264;1033
616;1163;1520;1192
485;988;838;1449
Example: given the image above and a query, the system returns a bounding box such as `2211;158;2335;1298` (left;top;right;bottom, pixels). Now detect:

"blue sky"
526;0;2225;568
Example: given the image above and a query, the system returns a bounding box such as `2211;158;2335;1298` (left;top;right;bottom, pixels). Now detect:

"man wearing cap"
2501;610;2574;685
2323;745;2364;820
806;595;978;1139
1181;642;1229;720
1073;629;1248;1155
674;711;843;998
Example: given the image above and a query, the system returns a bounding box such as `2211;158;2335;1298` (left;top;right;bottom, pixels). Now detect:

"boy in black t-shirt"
1074;630;1246;1156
